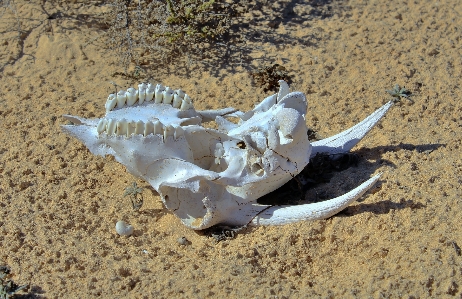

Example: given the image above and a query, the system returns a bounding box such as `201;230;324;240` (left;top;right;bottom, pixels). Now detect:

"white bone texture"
62;81;392;230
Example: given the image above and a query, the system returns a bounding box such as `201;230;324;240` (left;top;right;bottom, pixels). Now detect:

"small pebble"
115;220;134;236
177;236;189;245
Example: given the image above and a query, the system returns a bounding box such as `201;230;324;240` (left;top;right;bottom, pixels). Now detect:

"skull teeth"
96;118;107;134
106;84;194;112
107;119;116;135
180;94;193;110
116;90;127;108
146;83;155;102
97;118;183;141
144;121;154;136
138;83;146;104
153;120;163;135
105;94;117;111
163;87;174;104
135;120;144;135
154;84;164;103
126;88;138;106
116;118;128;136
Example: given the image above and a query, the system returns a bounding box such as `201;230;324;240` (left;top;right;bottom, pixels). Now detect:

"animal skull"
62;81;392;230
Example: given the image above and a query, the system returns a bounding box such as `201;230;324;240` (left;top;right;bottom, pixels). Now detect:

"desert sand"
0;0;461;298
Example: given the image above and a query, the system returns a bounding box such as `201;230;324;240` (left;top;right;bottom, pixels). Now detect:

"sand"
0;0;461;298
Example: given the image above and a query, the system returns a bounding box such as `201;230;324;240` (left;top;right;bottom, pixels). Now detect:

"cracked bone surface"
62;81;392;230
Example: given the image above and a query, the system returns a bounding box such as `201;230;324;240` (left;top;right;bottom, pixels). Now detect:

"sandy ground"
0;0;461;298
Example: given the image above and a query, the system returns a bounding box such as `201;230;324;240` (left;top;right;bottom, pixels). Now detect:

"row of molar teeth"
105;83;194;112
96;118;185;140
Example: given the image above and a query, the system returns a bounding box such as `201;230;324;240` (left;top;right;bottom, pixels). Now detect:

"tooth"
174;126;184;139
180;94;193;110
155;84;164;103
163;87;174;104
180;100;188;111
127;120;136;136
180;100;194;111
144;121;154;136
97;119;107;134
105;94;117;111
154;94;163;103
138;83;147;104
146;83;155;101
153;120;163;135
126;88;138;106
116;119;128;136
185;94;193;104
135;120;144;135
116;90;127;108
172;94;182;108
164;124;174;140
175;89;185;98
180;100;192;111
107;119;117;135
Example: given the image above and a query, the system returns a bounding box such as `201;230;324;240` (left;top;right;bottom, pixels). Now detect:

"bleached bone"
311;101;393;157
250;173;381;226
62;81;392;230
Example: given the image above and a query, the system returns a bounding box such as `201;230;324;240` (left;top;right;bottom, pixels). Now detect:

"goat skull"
62;81;392;229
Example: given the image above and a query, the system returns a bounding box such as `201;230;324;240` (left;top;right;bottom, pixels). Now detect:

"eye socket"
237;141;246;149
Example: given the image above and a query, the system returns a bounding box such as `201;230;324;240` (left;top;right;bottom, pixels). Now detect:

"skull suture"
62;81;393;230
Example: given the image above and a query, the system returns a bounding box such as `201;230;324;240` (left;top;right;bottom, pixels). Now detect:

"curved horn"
250;173;381;226
311;101;393;156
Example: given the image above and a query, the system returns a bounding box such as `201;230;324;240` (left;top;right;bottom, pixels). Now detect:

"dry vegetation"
106;0;251;73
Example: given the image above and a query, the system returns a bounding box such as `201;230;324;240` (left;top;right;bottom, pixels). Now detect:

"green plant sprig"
124;182;144;211
1;266;28;299
386;84;413;103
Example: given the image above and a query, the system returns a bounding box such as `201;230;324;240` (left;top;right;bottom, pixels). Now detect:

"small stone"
428;49;439;56
268;249;278;257
115;220;134;236
177;236;189;246
267;20;281;29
